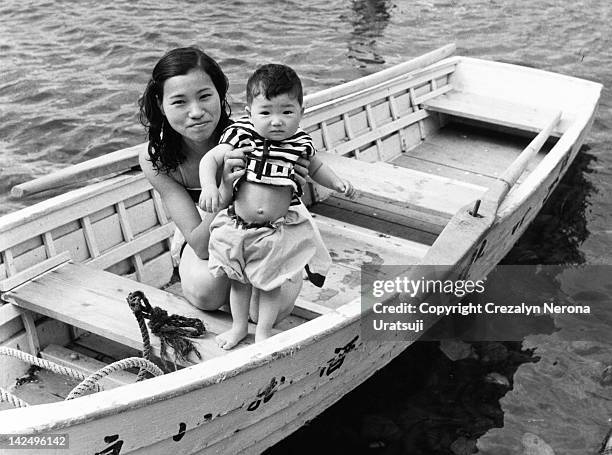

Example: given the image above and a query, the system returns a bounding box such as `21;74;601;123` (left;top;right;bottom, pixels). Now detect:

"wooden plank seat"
318;151;488;230
2;215;429;367
4;261;240;364
422;90;562;135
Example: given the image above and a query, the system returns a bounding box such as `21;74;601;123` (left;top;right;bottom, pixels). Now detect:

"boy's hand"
199;184;223;212
335;179;356;199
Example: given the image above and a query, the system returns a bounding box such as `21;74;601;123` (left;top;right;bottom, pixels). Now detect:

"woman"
138;47;305;326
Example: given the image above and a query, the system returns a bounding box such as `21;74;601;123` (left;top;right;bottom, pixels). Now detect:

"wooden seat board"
311;203;438;246
319;151;487;219
299;214;428;310
423;90;561;134
3;263;246;363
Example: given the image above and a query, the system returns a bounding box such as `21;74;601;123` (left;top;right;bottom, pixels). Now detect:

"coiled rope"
0;347;163;406
0;347;93;385
0;387;29;408
65;357;163;400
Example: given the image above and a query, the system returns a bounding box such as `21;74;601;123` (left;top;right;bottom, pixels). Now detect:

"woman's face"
159;69;221;147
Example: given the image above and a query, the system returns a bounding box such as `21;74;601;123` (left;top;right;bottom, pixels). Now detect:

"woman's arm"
199;144;231;212
139;151;214;258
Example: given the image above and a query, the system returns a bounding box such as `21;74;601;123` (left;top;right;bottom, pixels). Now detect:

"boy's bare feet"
215;326;248;350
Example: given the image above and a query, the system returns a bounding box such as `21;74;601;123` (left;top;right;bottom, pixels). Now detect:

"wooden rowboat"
0;44;601;454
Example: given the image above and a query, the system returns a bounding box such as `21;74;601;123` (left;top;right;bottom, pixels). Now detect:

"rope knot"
126;291;206;370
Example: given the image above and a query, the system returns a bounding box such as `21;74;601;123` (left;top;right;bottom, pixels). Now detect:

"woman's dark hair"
139;47;232;173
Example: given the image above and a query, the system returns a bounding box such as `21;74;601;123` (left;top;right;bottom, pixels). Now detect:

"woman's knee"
276;273;304;321
179;248;229;310
181;281;228;310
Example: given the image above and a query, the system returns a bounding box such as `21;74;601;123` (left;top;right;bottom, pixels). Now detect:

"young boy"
199;63;355;349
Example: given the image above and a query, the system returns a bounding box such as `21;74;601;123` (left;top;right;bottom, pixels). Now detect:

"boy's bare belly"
233;181;292;223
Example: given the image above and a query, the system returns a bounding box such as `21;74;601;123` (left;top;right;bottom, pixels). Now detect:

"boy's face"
247;93;304;141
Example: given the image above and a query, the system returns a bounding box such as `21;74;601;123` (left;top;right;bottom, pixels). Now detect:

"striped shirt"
219;117;315;200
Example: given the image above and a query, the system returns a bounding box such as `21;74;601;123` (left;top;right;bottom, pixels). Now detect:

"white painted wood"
19;309;40;356
0;251;71;293
499;112;562;188
10;143;145;198
317;150;487;219
2;250;17;277
1;318;71;388
450;56;601;121
42;232;57;257
324;109;428;157
87;223;175;270
116;200;146;281
0;304;22;328
41;344;137;388
304;62;457;129
423;90;562;134
0;173;151;252
303;44;456;109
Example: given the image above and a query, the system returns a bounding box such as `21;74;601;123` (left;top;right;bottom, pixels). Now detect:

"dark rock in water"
267;341;536;455
440;339;476;361
479;342;509;363
571;290;609;301
361;414;401;443
600;366;612;387
450;436;477;454
484;372;511;388
521;432;555;455
569;340;602;355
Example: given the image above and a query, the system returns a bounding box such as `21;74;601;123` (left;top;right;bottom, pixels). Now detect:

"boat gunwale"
497;101;599;217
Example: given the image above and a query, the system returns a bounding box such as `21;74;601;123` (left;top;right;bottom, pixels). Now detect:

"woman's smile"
161;69;221;145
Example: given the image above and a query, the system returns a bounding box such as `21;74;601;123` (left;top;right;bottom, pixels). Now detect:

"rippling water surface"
2;1;611;453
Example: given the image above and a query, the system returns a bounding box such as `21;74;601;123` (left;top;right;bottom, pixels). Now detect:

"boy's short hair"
246;64;303;106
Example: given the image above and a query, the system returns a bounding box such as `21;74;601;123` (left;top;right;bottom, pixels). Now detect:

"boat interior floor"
394;121;551;187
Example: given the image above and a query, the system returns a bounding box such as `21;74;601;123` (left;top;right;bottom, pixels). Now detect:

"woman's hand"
293;156;311;188
222;146;248;186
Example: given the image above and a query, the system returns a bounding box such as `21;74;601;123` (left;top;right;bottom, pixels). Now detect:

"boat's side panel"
448;108;596;282
301;60;458;195
0;174;174;346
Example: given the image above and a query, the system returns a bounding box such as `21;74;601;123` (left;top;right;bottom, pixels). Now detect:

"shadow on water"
346;0;393;66
502;145;597;266
267;149;598;454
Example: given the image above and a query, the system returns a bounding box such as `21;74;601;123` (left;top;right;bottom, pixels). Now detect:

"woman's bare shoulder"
138;146;180;193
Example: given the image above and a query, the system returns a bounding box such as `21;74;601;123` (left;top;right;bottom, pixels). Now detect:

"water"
2;0;611;453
